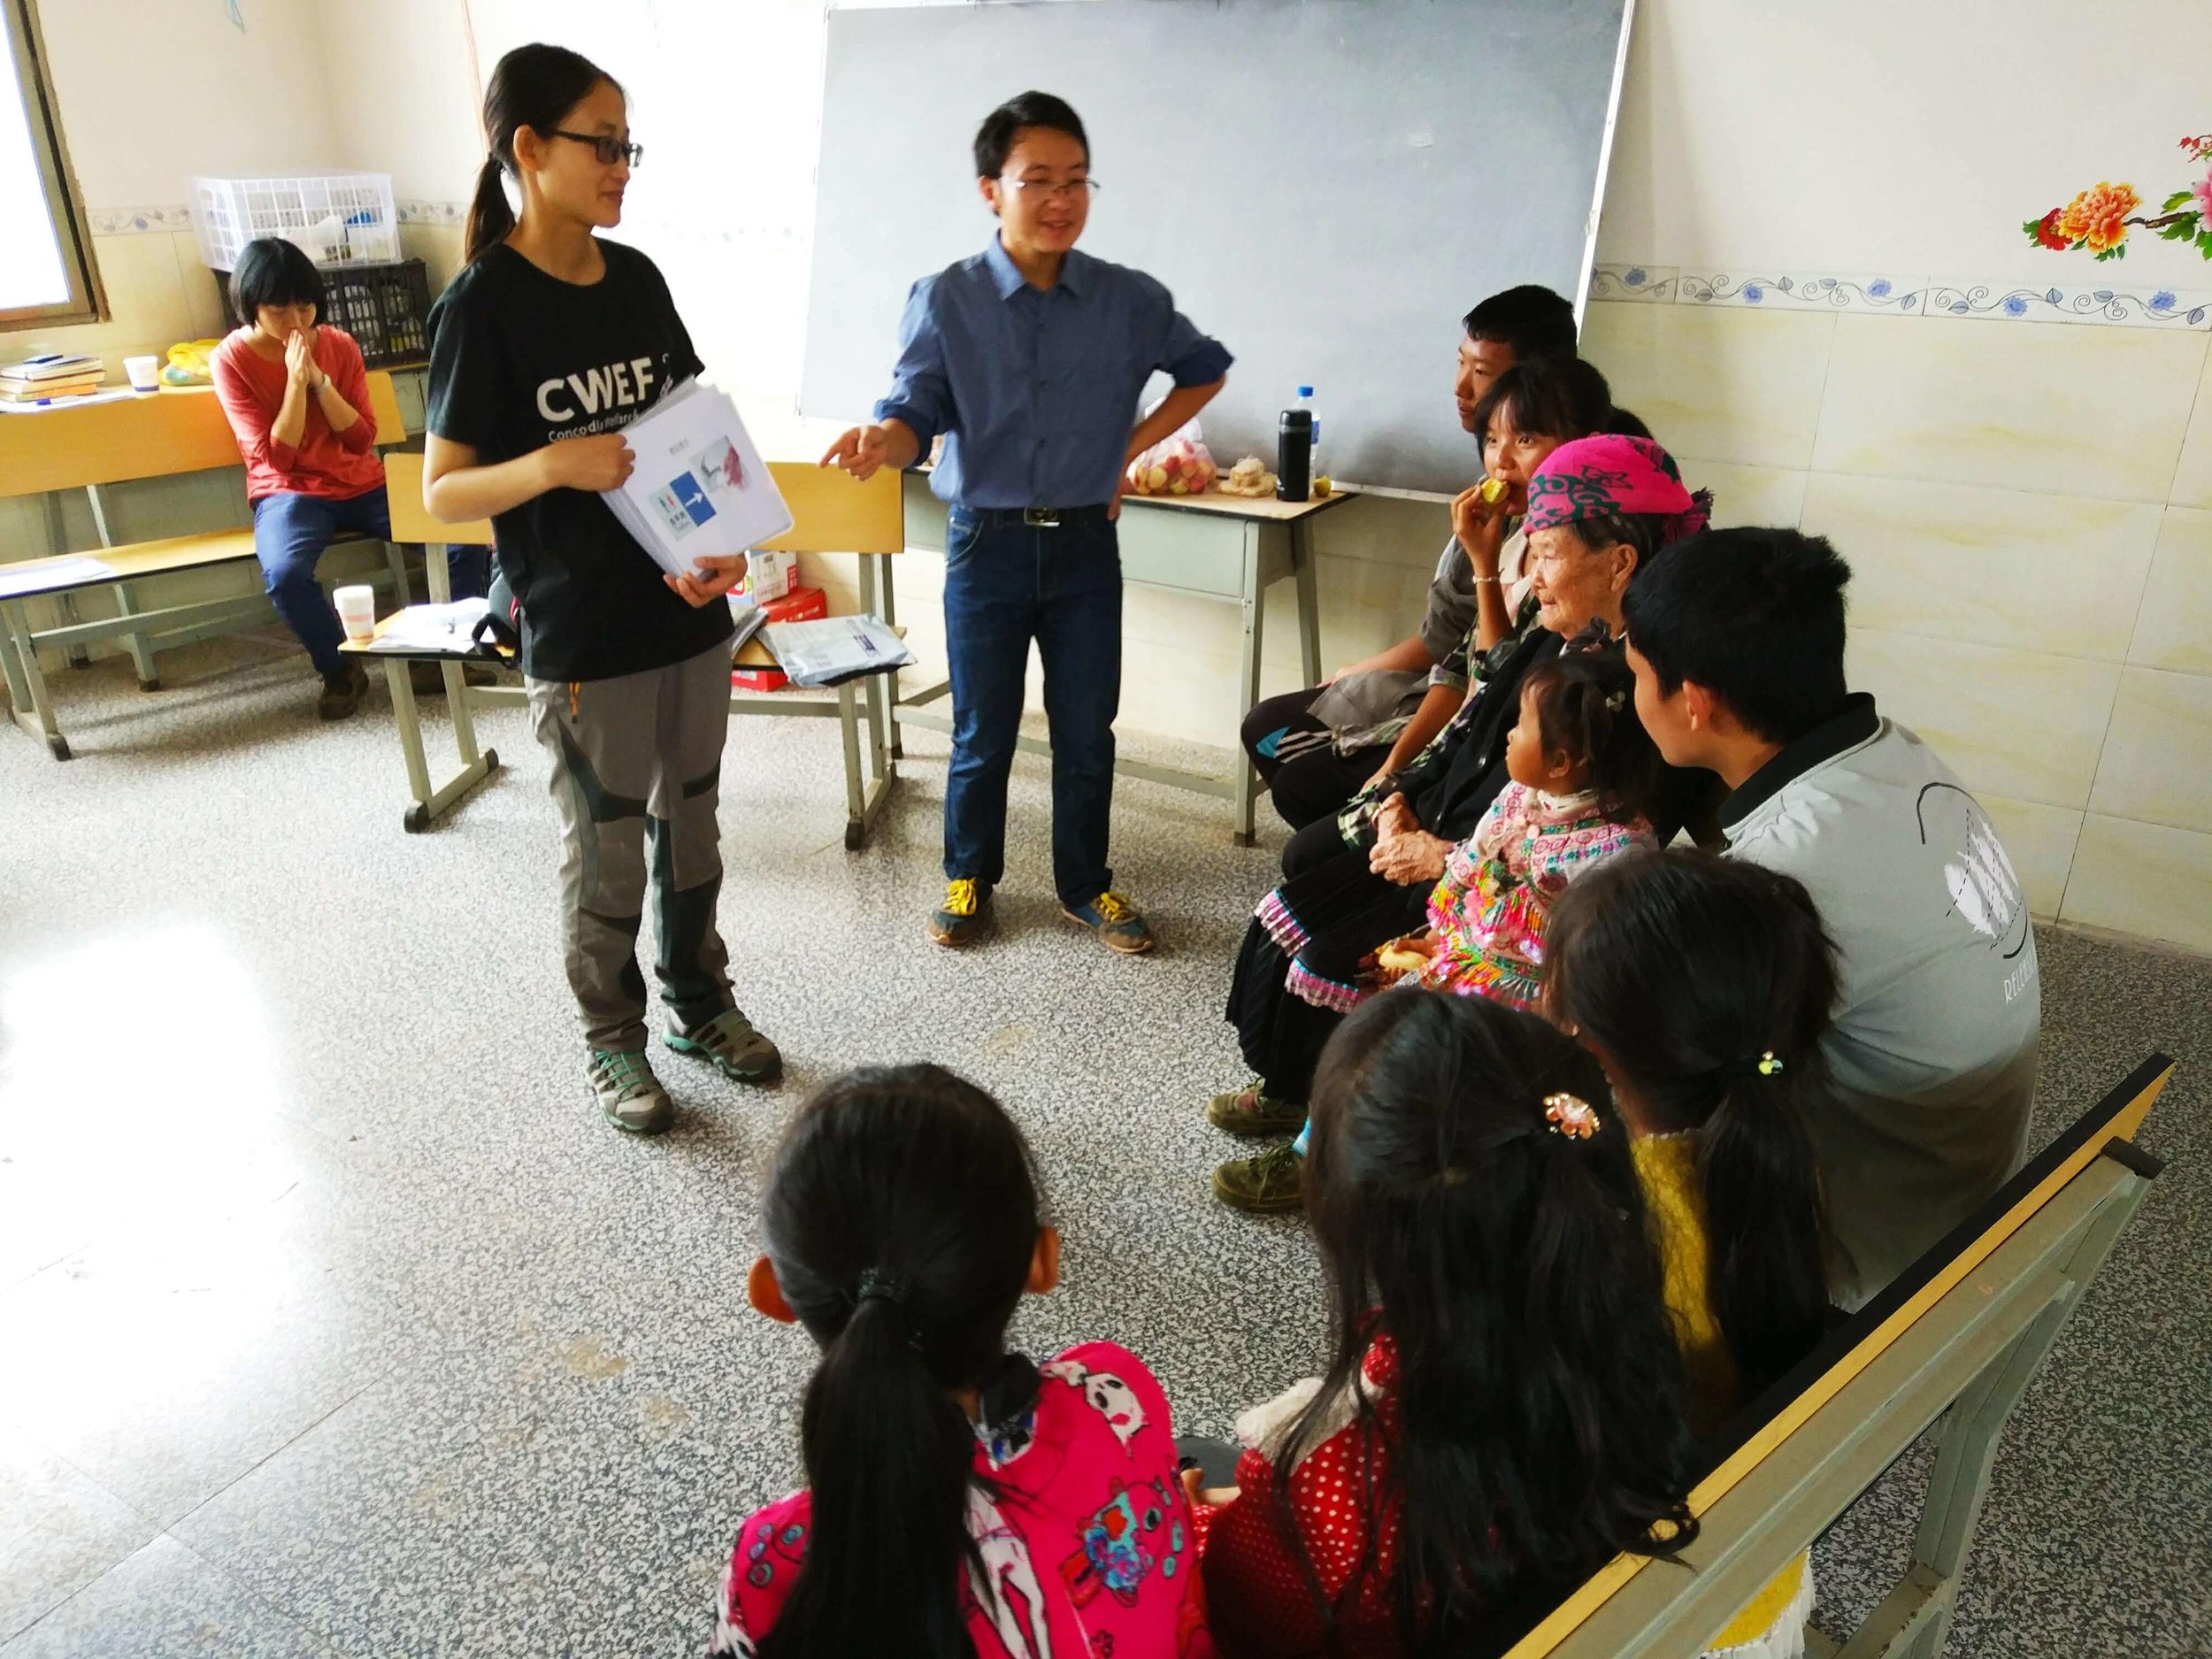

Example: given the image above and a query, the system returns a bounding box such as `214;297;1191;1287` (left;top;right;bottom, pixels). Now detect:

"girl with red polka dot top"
1186;992;1701;1658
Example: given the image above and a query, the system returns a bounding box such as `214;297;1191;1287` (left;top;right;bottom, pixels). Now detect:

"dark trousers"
941;509;1122;907
250;484;392;676
1240;686;1391;831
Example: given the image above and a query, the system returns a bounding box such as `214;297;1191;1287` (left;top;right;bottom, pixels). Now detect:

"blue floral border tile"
1674;273;1931;315
1589;264;1677;303
1924;280;2212;329
87;204;195;235
394;200;467;226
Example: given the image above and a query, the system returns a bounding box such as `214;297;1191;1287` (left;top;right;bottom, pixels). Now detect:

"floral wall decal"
2025;134;2212;262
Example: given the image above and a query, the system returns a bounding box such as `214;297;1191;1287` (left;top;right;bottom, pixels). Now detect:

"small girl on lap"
715;1065;1211;1659
1377;632;1659;1008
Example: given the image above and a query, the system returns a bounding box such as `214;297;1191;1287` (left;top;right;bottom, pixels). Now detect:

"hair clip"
1543;1092;1601;1140
1755;1051;1785;1078
1603;689;1626;711
855;1268;909;1307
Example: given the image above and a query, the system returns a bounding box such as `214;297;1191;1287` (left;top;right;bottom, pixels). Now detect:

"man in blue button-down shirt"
825;92;1231;955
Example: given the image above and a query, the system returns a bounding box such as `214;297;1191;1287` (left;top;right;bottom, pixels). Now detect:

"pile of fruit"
1125;434;1217;496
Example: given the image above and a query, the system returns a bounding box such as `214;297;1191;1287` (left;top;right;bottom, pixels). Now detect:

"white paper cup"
123;355;160;392
334;585;377;642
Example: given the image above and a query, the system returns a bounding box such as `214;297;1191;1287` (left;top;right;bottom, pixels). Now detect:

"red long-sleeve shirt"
211;326;384;502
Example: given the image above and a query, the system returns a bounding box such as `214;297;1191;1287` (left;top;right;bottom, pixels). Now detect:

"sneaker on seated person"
317;660;369;721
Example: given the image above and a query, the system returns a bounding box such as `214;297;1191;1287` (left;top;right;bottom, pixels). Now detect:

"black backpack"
472;564;520;653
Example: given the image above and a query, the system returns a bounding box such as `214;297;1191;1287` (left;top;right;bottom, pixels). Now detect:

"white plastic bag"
1124;411;1218;497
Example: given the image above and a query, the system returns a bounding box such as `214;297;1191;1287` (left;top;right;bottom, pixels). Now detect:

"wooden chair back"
755;462;904;555
382;450;494;547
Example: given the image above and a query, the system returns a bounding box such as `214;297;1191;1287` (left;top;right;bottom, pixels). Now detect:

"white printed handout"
600;380;793;580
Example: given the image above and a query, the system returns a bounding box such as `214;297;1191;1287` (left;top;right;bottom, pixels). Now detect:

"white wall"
1599;0;2212;287
317;0;482;206
37;0;342;208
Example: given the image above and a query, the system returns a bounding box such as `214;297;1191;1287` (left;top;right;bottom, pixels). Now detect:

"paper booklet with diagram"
600;380;793;581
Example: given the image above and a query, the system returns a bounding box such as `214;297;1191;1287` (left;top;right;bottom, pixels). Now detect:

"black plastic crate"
217;257;431;368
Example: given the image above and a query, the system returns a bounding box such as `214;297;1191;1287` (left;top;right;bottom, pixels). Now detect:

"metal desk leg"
0;600;69;759
838;680;867;848
1292;518;1324;688
383;656;498;833
110;583;162;689
83;484;155;687
383;538;413;606
873;551;905;760
1233;523;1264;845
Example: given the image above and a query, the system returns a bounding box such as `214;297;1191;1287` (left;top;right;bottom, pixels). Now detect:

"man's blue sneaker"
1062;889;1155;955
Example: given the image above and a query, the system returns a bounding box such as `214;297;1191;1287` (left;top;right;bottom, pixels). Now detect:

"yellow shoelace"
944;878;980;918
1091;890;1133;923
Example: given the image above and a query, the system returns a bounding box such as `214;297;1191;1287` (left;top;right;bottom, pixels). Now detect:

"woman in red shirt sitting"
211;237;389;719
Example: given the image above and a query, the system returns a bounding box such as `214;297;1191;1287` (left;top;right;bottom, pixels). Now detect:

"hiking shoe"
1213;1142;1306;1214
666;1007;782;1084
318;661;368;720
1207;1086;1307;1138
589;1048;675;1135
929;879;994;947
1062;889;1155;955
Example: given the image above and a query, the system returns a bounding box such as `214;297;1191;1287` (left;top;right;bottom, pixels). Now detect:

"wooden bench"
0;374;411;758
365;454;906;845
1505;1052;2174;1659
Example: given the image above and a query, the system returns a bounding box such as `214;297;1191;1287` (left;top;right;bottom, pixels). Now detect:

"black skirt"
1225;845;1429;1106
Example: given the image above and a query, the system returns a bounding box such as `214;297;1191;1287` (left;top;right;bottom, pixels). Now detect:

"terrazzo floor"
1;633;2205;1658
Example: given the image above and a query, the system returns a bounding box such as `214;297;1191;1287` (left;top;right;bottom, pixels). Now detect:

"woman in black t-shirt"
424;43;780;1137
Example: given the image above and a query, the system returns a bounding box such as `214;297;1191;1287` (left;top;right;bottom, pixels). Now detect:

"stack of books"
0;354;106;403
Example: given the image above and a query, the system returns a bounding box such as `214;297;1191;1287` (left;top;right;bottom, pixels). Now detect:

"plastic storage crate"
219;258;433;369
192;173;398;270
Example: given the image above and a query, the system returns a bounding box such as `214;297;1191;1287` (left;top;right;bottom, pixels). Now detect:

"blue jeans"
443;543;490;602
251;485;393;677
941;509;1122;906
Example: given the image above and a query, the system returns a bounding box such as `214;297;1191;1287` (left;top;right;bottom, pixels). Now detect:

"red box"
729;586;830;691
761;585;826;624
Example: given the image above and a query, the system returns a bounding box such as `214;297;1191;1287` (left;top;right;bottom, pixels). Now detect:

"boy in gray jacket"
1622;527;2040;1305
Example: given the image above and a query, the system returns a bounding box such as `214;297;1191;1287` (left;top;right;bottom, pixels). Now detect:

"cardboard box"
747;549;798;602
761;585;826;624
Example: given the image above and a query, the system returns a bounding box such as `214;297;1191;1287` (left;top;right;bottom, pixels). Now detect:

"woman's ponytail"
464;154;513;265
1699;1067;1832;1390
467;42;619;264
755;1065;1042;1659
1548;849;1844;1389
770;1294;978;1659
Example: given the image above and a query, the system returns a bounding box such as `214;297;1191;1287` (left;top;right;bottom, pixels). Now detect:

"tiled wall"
1578;289;2212;955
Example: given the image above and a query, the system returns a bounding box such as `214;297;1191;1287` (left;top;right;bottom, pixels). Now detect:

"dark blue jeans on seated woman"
941;507;1123;907
251;484;393;678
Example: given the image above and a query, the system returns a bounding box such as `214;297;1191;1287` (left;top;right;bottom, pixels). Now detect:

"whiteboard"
803;0;1632;495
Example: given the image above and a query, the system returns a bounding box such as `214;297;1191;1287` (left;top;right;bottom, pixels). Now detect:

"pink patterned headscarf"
1523;434;1712;547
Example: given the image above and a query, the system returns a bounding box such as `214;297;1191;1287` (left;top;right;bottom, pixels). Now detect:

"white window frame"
3;0;103;329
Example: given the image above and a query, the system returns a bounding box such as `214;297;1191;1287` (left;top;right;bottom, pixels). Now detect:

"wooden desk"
896;477;1352;842
0;377;414;757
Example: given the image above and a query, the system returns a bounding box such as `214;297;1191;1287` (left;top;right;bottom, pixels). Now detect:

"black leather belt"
962;503;1113;528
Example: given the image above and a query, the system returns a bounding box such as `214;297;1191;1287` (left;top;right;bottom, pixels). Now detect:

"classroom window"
1;0;102;329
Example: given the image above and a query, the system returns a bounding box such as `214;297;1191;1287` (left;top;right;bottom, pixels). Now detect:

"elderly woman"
1210;434;1716;1212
